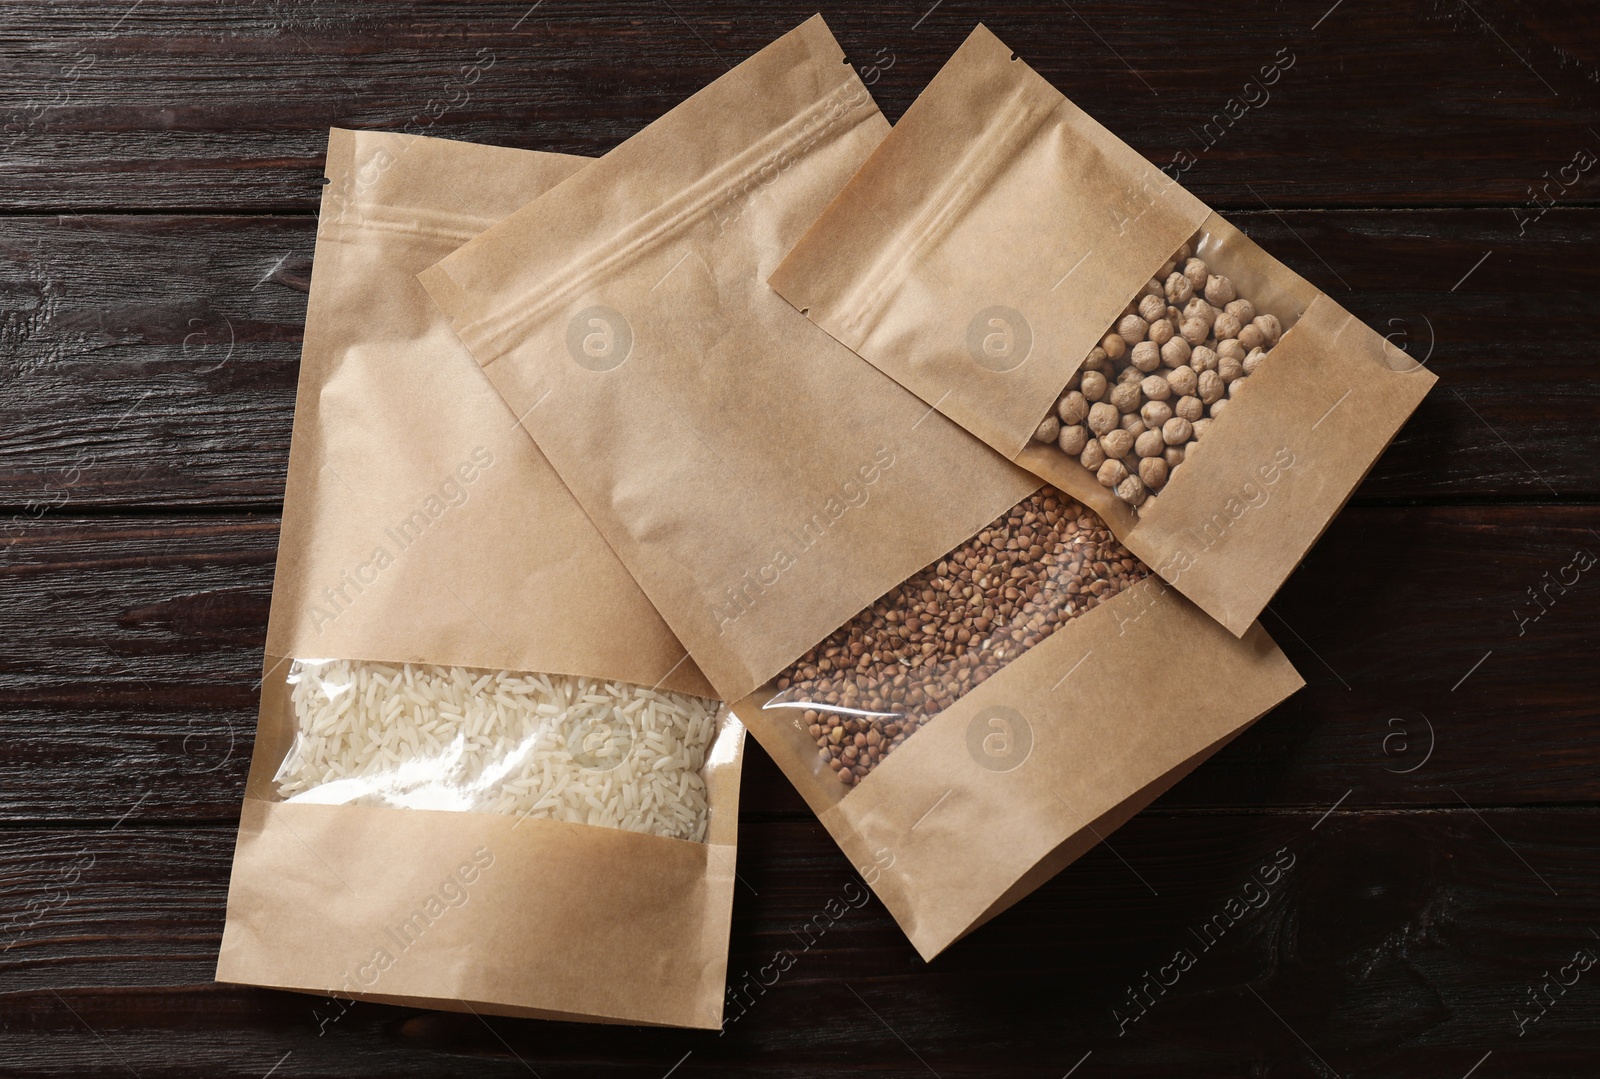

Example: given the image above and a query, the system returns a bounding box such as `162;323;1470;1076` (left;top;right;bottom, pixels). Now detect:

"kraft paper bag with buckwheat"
216;127;745;1030
770;24;1437;638
420;17;1303;961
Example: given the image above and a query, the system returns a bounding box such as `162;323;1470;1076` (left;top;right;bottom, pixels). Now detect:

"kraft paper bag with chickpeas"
216;128;746;1030
771;24;1437;638
421;16;1303;961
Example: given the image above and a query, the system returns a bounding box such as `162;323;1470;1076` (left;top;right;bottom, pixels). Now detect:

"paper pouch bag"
771;25;1438;636
216;128;745;1030
420;18;1303;961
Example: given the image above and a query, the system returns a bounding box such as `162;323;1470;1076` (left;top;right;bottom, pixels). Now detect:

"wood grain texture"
2;812;1596;1077
2;1;1598;212
1;2;1595;1074
3;208;1598;508
2;507;1595;823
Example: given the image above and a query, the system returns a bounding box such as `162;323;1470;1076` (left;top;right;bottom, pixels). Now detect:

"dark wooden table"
3;2;1597;1076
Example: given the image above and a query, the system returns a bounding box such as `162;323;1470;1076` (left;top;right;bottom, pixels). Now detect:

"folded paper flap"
217;792;741;1030
267;129;711;697
1132;291;1438;634
418;19;1039;703
771;23;1210;459
757;579;1302;960
420;14;875;367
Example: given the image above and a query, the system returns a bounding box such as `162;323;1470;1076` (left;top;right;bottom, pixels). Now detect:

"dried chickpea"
1190;345;1218;374
1117;314;1148;345
1034;415;1061;443
1140;399;1173;428
1101;332;1127;362
1164;272;1194;305
1183;257;1208;291
1109;381;1142;414
1217;338;1247;362
1115;474;1148;506
1179;316;1209;346
1139;456;1169;490
1138;294;1166;323
1163;444;1185;468
1058;390;1089;424
1183;297;1217;328
1097;459;1129;488
1243;348;1267;376
1197;369;1225;405
1174;394;1204;421
1253;314;1283;346
1218;356;1244;384
1130;340;1161;373
1140;374;1172;402
1080;372;1107;403
1162;416;1193;445
1147;318;1174;346
1192;417;1214;440
1099;428;1135;459
1209;398;1230;419
1080;439;1107;470
1166;365;1198;398
1135;428;1166;458
1088;401;1120;435
1058;424;1088;455
1160;337;1191;369
1224;298;1255;323
1204;274;1236;306
1213;312;1242;341
1237;324;1265;351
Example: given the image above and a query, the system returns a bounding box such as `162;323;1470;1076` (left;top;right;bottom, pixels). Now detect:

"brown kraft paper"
217;128;743;1030
770;24;1438;637
420;18;1303;961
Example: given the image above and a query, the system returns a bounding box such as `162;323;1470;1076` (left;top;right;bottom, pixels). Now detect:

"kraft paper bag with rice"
420;16;1303;961
770;25;1438;637
216;128;746;1030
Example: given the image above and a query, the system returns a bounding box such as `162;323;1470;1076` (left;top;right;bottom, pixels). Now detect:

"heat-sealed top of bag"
217;128;744;1031
771;24;1438;636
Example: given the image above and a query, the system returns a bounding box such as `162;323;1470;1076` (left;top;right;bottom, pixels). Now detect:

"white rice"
274;659;720;842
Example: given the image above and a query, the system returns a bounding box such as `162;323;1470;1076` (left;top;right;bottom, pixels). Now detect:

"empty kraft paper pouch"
420;16;1303;961
770;24;1438;637
216;128;745;1030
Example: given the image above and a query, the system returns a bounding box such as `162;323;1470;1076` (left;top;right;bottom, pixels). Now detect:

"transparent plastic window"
1030;226;1301;512
764;487;1148;789
273;660;723;842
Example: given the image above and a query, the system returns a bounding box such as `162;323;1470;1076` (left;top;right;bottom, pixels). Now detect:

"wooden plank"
1;2;1597;212
1;208;1596;509
1;507;1595;822
0;811;1595;1074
